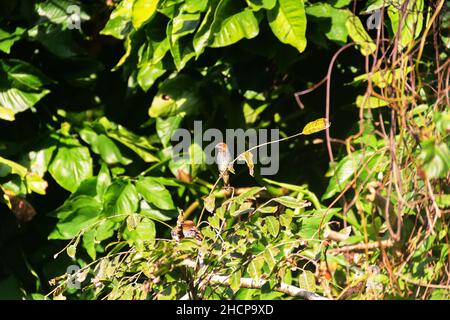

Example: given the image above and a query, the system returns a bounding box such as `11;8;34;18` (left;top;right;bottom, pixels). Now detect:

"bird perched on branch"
171;210;203;242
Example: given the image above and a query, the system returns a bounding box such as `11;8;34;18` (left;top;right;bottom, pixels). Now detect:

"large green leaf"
210;9;259;47
103;180;139;218
49;144;93;193
0;60;52;119
0;27;24;54
101;0;133;39
306;3;352;44
80;127;131;165
267;0;307;53
135;177;175;210
148;74;203;117
346;15;376;56
49;196;101;239
132;0;159;29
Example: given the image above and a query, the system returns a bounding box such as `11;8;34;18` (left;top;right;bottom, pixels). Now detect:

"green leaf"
298;270;316;292
230;270;242;293
140;200;174;221
135;177;175;210
388;0;423;49
132;0;159;29
35;0;89;27
192;0;220;56
49;196;101;239
149;75;203;118
96;164;111;198
356;95;389;109
265;216;280;237
210;9;259;47
103;180;139;218
101;0;133;39
80;127;131;165
136;218;156;240
156;115;183;147
0;60;52;118
247;256;264;279
345;15;376;56
264;246;279;270
323;151;364;200
0;27;24;54
305;4;352;44
273;196;311;209
267;0;307;53
49;145;93;193
246;0;276;11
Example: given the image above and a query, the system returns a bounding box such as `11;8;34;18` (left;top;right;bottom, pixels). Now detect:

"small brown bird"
215;142;233;188
181;220;203;241
171;210;203;242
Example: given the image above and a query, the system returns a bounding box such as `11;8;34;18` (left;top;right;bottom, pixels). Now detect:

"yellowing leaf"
301;118;330;135
204;194;215;213
238;151;254;176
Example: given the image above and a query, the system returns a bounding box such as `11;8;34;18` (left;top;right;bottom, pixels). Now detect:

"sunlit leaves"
103;180;139;217
267;0;307;53
323;151;364;200
132;0;159;29
210;9;259;47
273;196;311;209
49;144;93;193
204;194;215;213
0;59;52;119
346;15;376;56
135;177;175;210
356;95;389;109
0;27;24;54
101;0;133;39
301;118;330;135
298;270;316;292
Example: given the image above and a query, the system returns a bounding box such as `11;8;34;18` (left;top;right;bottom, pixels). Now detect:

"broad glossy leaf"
156;115;183;147
103;180;139;218
101;0;133;39
0;60;51;118
135;177;175;210
149;75;203;118
346;15;376;56
49;196;101;239
246;0;276;10
306;4;351;44
267;0;307;53
132;0;159;29
0;27;24;54
210;9;259;47
192;0;220;56
49;145;93;193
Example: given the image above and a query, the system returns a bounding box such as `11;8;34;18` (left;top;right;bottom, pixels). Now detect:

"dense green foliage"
0;0;449;300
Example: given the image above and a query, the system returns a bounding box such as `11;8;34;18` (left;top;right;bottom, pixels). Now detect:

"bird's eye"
162;94;171;101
